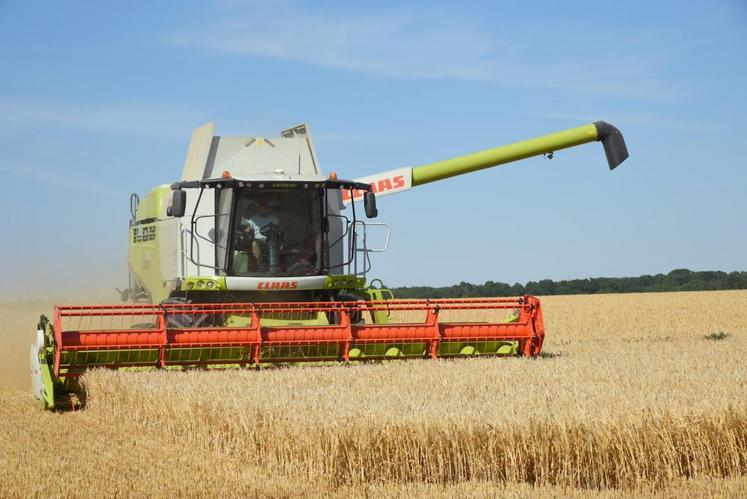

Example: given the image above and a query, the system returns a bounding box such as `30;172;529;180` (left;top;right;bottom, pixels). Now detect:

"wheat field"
1;290;746;497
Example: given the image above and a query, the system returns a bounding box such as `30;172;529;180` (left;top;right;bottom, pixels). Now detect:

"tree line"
390;269;747;298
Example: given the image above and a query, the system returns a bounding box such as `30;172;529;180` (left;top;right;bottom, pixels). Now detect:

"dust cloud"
0;288;121;391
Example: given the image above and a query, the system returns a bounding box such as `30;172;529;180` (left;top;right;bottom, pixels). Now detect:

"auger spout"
411;121;628;187
346;121;628;203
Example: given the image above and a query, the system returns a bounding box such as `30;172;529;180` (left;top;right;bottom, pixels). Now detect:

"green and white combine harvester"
31;121;628;409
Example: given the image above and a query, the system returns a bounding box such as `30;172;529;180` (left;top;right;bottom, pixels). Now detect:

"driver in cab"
240;200;281;267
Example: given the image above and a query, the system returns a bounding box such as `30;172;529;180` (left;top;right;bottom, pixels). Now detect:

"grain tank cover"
180;122;322;181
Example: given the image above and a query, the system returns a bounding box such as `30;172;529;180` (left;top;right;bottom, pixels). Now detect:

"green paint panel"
260;343;340;359
134;185;170;222
63;349;159;367
438;341;519;356
168;347;248;363
351;342;427;358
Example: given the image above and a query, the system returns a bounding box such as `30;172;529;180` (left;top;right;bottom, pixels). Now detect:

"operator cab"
169;177;380;281
230;188;324;277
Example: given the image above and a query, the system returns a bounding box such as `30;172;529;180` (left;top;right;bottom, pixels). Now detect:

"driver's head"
258;200;270;216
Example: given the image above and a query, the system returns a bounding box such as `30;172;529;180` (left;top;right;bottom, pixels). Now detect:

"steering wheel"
259;223;279;238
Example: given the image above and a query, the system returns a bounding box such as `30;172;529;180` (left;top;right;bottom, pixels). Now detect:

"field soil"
1;290;746;497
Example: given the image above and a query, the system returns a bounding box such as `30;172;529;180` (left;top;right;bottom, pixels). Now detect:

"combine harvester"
31;121;628;409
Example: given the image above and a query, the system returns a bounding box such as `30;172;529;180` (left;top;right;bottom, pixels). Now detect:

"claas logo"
341;175;406;202
257;281;299;290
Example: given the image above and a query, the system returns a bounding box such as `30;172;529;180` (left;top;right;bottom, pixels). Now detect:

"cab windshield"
228;188;325;277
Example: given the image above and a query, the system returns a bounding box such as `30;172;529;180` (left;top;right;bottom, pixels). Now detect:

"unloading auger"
30;121;628;409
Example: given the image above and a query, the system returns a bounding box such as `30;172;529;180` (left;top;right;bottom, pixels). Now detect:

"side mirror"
364;191;378;218
167;189;187;217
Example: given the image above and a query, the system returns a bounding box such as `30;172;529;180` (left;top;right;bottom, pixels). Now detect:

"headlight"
197;280;206;289
206;281;215;289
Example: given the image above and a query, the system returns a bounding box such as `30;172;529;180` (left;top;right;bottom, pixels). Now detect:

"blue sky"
1;0;745;297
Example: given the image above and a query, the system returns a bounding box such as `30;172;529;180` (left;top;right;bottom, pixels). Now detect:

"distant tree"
390;269;747;298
